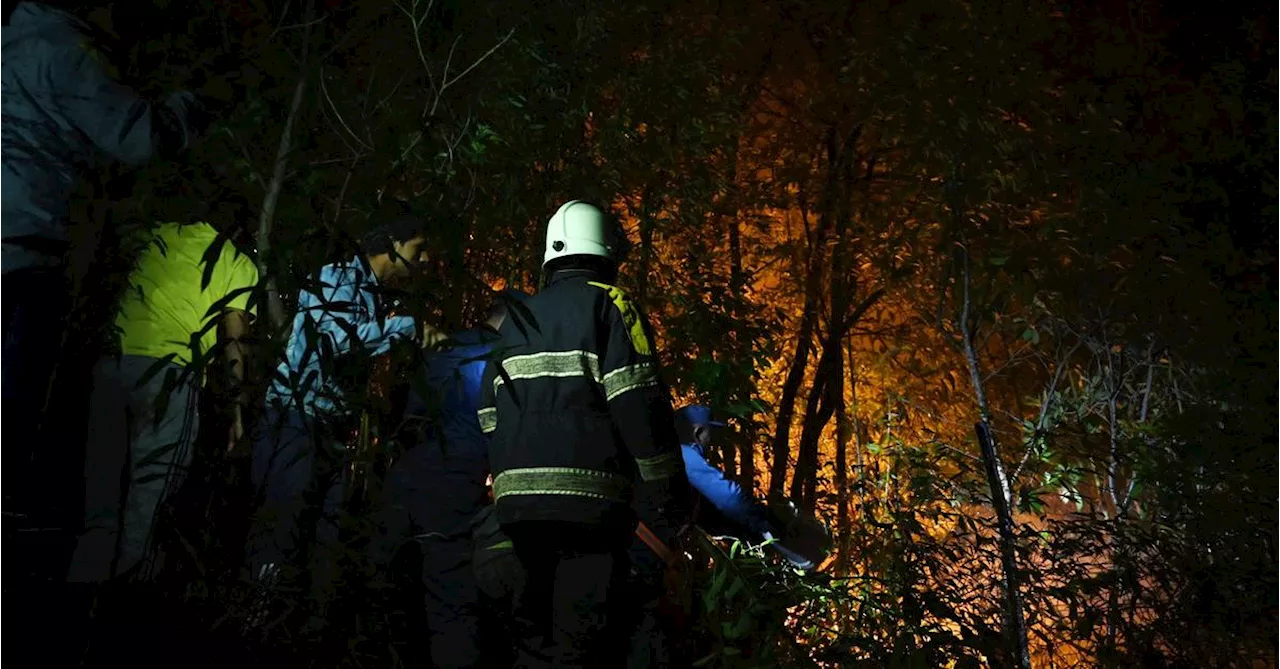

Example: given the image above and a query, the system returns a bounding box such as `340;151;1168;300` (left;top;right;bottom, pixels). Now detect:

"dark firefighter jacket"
477;270;689;529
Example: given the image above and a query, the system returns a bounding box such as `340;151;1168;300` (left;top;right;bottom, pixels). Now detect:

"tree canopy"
67;0;1277;666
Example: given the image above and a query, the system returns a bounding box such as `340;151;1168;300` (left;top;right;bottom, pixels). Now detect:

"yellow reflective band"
601;362;659;401
493;467;630;503
588;282;652;355
492;350;601;394
478;406;497;434
635;451;684;482
486;540;513;551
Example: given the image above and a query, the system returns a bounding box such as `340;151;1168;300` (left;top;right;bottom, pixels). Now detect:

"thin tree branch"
428;35;462;118
440;27;517;93
1012;338;1082;482
256;0;317;332
394;0;438;95
320;66;372;154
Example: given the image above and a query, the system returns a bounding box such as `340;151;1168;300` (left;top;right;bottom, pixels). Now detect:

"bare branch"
1106;391;1121;513
428;35;463;118
1139;340;1156;423
256;0;318;331
320;67;372;155
1012;337;1082;483
267;0;294;41
394;0;437;96
330;159;359;226
935;440;982;463
441;27;517;91
220;127;257;184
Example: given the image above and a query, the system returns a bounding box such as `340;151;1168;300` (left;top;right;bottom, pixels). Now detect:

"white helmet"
543;200;617;268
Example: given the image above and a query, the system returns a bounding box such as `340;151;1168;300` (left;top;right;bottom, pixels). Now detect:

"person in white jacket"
1;0;213;464
2;3;216;664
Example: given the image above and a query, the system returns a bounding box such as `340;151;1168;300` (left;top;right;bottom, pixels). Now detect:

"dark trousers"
3;267;73;530
504;521;633;669
68;356;200;583
625;536;684;668
245;408;346;600
420;542;484;668
375;445;486;668
2;267;86;667
626;582;697;669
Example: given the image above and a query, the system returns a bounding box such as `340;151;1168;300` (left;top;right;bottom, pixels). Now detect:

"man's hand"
420;321;448;349
227;404;246;454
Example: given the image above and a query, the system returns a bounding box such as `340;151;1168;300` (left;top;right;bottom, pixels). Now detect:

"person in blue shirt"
649;404;813;567
371;289;528;668
627;404;813;668
243;213;443;631
674;405;774;539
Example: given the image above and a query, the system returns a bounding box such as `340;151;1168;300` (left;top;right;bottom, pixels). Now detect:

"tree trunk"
791;307;841;511
256;0;317;333
788;137;849;514
959;245;1032;669
791;353;834;511
635;190;656;304
724;24;776;496
791;283;882;513
728;212;755;492
769;302;816;497
834;348;850;572
769;128;841;498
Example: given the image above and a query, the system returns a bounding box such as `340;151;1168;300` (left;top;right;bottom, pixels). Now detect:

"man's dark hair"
673;413;698;444
359;214;429;257
1;1;16;26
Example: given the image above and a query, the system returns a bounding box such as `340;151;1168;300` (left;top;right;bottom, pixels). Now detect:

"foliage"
39;0;1278;666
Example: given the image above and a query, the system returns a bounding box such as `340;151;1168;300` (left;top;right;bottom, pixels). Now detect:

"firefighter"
477;200;690;668
472;405;819;666
372;289;529;668
243;213;445;632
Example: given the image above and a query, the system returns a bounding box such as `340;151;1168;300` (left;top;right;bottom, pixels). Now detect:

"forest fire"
3;0;1271;666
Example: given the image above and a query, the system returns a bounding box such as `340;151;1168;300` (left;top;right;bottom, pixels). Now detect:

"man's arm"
682;444;772;538
592;283;689;527
309;268;420;357
220;307;251;452
353;313;420;356
55;44;209;165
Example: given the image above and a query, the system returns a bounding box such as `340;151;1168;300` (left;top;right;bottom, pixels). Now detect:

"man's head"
361;214;430;283
1;1;17;26
542;200;622;282
484;288;530;331
674;404;728;450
